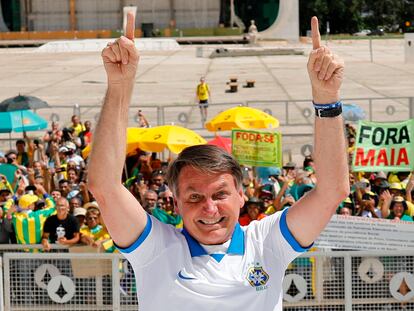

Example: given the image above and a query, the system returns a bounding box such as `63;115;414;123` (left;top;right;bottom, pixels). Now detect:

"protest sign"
231;129;281;167
352;120;414;172
316;215;414;251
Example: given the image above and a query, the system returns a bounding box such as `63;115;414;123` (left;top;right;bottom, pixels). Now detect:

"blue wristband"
313;101;342;109
314;102;343;118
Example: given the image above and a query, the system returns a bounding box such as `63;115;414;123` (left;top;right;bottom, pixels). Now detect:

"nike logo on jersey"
177;270;196;280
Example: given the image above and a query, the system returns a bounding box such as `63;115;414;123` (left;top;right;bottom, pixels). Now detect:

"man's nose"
202;198;218;214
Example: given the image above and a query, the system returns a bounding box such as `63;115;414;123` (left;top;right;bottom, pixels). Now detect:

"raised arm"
88;13;147;248
286;17;349;247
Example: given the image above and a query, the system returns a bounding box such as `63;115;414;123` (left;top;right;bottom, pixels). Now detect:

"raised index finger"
311;16;321;50
125;11;135;41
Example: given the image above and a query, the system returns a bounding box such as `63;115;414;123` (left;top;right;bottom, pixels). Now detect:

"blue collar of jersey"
181;223;245;258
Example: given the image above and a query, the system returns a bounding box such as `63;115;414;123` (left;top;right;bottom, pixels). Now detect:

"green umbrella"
0;110;48;133
0;164;18;185
0;95;49;112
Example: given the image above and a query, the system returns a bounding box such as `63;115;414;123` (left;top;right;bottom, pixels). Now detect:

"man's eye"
189;194;201;202
214;191;228;200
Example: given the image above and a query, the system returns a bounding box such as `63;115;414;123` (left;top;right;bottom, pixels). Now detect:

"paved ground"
0;38;413;161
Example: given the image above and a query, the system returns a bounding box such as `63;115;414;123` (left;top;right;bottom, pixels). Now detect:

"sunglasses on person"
162;197;173;204
86;216;99;221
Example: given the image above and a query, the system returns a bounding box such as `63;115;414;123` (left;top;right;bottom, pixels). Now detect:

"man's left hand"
307;16;344;104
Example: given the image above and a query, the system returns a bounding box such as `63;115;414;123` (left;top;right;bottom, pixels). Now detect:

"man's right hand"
101;12;139;84
42;239;51;252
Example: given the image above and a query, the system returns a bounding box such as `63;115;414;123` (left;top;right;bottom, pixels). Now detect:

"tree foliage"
299;0;414;35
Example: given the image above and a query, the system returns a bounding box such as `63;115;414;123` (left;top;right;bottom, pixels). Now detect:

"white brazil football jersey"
119;208;311;311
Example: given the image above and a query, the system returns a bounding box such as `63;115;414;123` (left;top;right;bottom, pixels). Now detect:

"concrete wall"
27;0;220;31
30;0;70;31
259;0;299;41
76;0;122;30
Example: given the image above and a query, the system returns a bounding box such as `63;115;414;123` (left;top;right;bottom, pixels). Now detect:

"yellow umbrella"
205;106;279;132
138;125;206;154
82;127;148;158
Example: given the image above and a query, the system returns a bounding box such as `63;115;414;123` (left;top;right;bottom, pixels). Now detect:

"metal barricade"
285;250;414;311
0;245;137;311
29;96;414;130
0;247;414;310
1;96;413;158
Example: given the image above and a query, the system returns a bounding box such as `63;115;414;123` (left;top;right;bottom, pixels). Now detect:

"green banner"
231;129;282;167
352;120;414;172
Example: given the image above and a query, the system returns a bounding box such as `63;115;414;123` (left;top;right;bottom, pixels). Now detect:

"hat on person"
362;191;377;200
65;142;76;150
360;178;370;185
393;196;405;203
374;171;387;180
378;180;390;188
256;166;280;182
73;207;87;217
267;167;281;177
304;166;315;174
391;196;408;211
59;146;69;153
18;194;39;209
389;182;403;191
343;197;353;204
283;162;296;169
83;201;99;210
67;190;80;200
246;196;264;207
259;190;273;199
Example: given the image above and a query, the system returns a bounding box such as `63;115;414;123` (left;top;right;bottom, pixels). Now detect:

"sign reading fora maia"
352;120;413;172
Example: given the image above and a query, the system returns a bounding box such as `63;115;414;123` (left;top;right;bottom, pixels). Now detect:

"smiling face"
56;198;69;219
393;202;405;218
175;166;244;245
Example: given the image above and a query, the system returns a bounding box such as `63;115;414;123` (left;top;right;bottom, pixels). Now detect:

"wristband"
314;101;342;118
313;102;341;109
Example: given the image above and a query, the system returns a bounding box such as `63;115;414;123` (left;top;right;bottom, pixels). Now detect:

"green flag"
231;129;282;167
352;120;414;172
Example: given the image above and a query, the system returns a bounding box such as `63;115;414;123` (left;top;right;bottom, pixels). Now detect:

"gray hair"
166;145;243;197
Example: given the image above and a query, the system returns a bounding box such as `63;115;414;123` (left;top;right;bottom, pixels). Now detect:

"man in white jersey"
89;14;349;311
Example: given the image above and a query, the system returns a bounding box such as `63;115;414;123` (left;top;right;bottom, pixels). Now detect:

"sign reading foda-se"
352;120;413;172
231;129;282;167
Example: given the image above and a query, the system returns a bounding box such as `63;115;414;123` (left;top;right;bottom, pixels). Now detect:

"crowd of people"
0;114;412;250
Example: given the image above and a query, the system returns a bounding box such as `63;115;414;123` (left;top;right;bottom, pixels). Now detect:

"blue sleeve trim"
279;208;313;252
116;214;152;254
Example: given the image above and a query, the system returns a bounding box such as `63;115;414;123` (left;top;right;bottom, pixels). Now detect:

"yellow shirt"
197;83;210;101
406;201;414;217
80;225;117;253
80;225;110;242
72;124;85;137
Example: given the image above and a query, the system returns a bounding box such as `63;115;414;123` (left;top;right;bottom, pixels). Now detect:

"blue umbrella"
0;110;48;133
0;95;49;112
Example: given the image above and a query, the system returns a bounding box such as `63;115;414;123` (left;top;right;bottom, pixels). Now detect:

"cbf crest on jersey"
246;263;269;291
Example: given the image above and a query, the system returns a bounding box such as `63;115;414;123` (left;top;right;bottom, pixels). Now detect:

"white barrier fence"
0;246;413;310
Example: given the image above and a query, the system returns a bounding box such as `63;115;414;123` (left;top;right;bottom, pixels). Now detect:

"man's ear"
174;198;181;215
238;187;245;208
